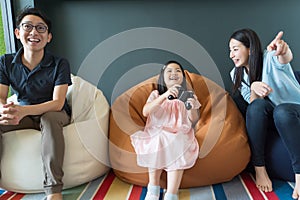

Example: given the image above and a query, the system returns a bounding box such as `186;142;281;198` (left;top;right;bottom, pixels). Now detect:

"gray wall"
34;0;300;105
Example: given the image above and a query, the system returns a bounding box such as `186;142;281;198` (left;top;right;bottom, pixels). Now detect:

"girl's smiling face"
229;38;250;69
163;62;184;89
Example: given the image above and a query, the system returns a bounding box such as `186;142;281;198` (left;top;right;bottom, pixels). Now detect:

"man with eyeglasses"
0;7;71;200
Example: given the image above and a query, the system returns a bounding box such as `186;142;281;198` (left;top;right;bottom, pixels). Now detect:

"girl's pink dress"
130;90;199;171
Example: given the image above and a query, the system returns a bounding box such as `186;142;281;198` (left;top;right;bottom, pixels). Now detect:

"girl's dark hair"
16;7;52;33
157;60;187;95
230;28;263;93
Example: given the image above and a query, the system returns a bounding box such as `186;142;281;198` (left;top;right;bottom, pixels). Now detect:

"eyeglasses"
19;23;48;33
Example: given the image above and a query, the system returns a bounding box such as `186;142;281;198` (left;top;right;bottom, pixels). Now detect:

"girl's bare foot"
255;166;272;192
292;174;300;199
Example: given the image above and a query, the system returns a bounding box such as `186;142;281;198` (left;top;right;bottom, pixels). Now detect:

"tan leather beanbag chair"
109;71;250;188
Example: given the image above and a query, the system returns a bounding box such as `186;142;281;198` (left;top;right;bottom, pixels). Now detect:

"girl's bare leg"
148;168;163;186
166;169;184;194
145;168;163;200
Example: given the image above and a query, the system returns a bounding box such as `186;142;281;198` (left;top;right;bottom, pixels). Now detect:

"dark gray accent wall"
35;0;300;104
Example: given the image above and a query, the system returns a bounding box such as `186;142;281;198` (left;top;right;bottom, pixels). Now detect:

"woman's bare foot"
292;174;300;199
255;166;272;192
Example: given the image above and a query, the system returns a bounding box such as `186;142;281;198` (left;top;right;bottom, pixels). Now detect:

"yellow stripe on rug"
104;176;132;199
178;188;190;199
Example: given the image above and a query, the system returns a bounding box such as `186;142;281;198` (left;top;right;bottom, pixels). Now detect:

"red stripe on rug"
241;173;266;200
0;191;15;200
128;185;143;200
93;170;115;199
242;173;280;200
10;193;25;200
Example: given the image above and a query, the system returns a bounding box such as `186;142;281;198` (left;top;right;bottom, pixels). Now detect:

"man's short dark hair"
16;7;52;33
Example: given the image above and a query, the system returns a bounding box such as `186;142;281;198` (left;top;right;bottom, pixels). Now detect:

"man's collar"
11;47;53;67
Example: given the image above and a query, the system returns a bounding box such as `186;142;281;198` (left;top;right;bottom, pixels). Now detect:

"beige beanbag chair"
0;75;110;193
109;71;250;188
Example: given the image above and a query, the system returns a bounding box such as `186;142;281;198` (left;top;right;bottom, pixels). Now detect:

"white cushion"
0;75;110;193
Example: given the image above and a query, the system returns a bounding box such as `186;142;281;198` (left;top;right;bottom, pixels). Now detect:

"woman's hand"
251;81;272;97
267;31;293;64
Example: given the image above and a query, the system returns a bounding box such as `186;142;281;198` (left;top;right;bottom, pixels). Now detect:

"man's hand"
0;102;20;125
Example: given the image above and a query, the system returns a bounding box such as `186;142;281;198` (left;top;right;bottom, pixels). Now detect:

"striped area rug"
0;171;296;200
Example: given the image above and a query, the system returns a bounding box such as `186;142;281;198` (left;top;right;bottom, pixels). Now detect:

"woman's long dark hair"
230;28;263;93
157;60;187;95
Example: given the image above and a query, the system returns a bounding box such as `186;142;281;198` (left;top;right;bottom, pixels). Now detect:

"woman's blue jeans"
246;98;300;174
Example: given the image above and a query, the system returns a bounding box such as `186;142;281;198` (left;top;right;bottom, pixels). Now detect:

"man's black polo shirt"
0;47;72;115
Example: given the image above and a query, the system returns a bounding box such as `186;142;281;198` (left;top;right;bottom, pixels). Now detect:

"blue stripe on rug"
62;183;88;199
159;188;164;200
21;193;45;200
78;175;105;200
273;179;294;200
140;187;147;200
189;185;215;200
213;183;227;200
222;176;251;200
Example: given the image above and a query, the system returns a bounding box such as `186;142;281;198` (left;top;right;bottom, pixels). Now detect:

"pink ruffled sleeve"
147;90;159;103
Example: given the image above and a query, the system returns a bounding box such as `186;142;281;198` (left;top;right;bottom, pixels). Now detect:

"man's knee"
40;111;69;127
41;112;58;121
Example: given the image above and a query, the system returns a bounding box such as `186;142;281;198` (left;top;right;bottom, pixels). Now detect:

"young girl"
130;60;201;200
229;29;300;199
